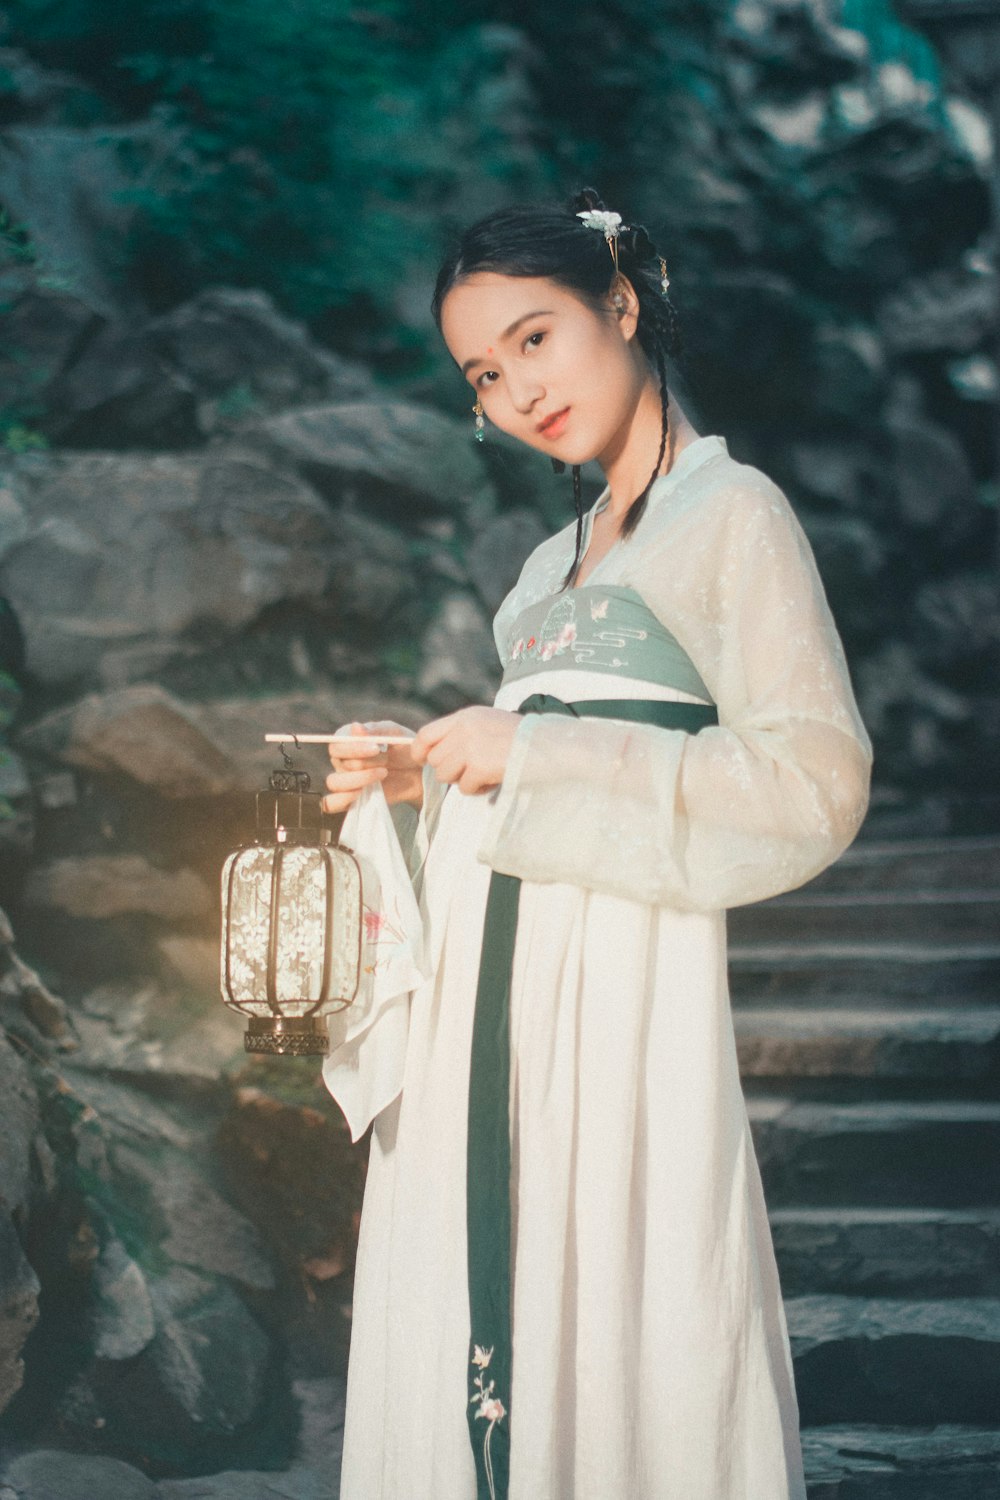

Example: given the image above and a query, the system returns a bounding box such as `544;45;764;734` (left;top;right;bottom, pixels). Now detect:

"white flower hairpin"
576;209;623;239
577;207;672;300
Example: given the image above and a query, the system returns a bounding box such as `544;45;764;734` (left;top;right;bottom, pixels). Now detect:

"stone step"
801;1421;1000;1498
729;943;1000;1005
788;1296;1000;1428
735;1007;1000;1082
807;835;1000;896
729;891;1000;947
768;1207;1000;1298
748;1098;1000;1207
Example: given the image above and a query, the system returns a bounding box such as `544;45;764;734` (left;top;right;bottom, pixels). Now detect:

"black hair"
431;187;685;588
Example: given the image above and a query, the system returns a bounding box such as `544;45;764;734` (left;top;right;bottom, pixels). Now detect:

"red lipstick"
537;407;570;439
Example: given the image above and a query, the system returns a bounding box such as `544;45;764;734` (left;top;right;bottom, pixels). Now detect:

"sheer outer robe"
479;442;872;908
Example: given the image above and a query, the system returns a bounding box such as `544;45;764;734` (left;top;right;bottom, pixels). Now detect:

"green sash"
465;692;719;1500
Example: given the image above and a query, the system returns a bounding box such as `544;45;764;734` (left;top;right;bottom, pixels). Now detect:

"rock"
156;937;223;996
74;980;243;1087
0;449;345;689
150;287;374;431
0;1208;40;1414
92;1237;155;1361
112;1145;275;1292
19;686;235;798
466;509;549;612
42;324;199;449
877;257;998;356
0;1451;155;1500
914;571;1000;679
62;1068;193;1153
321;504;416;631
159;1176;275;1294
128;1269;270;1437
217;1088;363;1278
417;592;499;709
156;1376;345;1497
259;400;494;519
882;377;978;533
807;322;887;422
0;1033;40;1215
796;511;888;637
0;745;33;861
0;278;104;426
0;123;165;318
24;856;211;922
0;48;82;124
0;933;74;1045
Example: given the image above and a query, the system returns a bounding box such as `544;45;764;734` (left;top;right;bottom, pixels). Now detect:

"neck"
597;375;700;521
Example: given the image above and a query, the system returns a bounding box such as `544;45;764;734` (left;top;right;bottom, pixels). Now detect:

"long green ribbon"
465;692;719;1499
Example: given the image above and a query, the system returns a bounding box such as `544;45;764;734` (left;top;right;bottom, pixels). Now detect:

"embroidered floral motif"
363;909;386;943
361;899;408;977
469;1344;506;1500
590;597;610;621
507;618;578;667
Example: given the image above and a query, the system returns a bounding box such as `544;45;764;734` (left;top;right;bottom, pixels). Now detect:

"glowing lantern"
220;762;361;1055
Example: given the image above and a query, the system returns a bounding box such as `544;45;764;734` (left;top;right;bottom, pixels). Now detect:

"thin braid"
560;465;586;588
620;339;671;541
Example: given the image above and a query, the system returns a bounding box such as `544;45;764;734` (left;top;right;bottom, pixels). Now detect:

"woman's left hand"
410;707;522;795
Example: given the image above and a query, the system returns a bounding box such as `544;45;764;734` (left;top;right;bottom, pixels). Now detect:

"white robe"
326;433;873;1499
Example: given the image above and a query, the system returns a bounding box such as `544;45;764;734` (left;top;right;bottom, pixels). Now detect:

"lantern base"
244;1016;330;1056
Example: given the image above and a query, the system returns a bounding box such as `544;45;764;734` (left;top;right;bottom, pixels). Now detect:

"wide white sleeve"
476;478;872;912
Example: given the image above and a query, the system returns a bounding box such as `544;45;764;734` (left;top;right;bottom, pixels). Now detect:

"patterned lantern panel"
221;842;362;1055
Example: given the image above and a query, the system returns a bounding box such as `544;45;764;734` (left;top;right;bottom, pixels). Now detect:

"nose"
507;372;545;415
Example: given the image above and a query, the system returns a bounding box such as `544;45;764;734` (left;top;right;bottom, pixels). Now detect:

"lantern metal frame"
221;761;363;1057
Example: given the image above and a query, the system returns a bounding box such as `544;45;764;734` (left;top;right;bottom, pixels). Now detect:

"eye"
476;369;499;389
524;331;545;350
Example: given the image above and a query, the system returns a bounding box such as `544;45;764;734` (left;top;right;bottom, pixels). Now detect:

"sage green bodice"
500;583;711;702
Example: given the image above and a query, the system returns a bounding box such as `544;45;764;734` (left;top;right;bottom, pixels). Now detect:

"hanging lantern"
220;755;362;1056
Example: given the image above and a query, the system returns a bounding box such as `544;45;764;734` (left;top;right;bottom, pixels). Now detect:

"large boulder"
41;323;199;449
258;400;495;520
150;287;375;432
24;856;211;922
0;450;348;689
18;685;235;798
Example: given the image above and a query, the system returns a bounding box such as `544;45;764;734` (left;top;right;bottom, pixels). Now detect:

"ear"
606;274;641;339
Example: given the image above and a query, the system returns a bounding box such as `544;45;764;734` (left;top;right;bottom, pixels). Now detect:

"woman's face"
440;272;648;468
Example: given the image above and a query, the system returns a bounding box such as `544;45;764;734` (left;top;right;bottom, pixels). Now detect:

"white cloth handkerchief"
322;778;428;1143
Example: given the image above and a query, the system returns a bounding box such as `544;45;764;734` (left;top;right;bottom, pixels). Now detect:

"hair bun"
568;186;607;215
622;223;656;264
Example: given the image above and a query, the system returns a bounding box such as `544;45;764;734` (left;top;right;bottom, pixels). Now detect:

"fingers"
328;722;387;772
411;712;459;765
320;764;387;813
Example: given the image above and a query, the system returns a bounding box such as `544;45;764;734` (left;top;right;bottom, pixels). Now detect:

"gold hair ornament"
576;208;671;304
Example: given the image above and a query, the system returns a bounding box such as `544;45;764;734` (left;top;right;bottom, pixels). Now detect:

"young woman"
321;188;872;1500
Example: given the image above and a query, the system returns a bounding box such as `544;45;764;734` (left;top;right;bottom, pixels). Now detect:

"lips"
537;407;570;439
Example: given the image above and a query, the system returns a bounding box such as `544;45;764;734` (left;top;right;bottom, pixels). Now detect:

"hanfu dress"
324;433;873;1500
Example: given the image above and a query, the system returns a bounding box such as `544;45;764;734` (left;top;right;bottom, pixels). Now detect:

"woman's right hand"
322;721;424;814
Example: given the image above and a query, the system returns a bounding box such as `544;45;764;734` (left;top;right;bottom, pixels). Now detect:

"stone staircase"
732;835;1000;1498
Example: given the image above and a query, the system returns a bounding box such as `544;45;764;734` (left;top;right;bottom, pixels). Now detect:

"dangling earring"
473;397;485;442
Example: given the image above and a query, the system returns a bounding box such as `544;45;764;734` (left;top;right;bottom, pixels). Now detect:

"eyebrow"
460;310;554;376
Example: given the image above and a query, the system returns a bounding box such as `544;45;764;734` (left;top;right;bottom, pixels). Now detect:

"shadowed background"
0;0;997;1495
